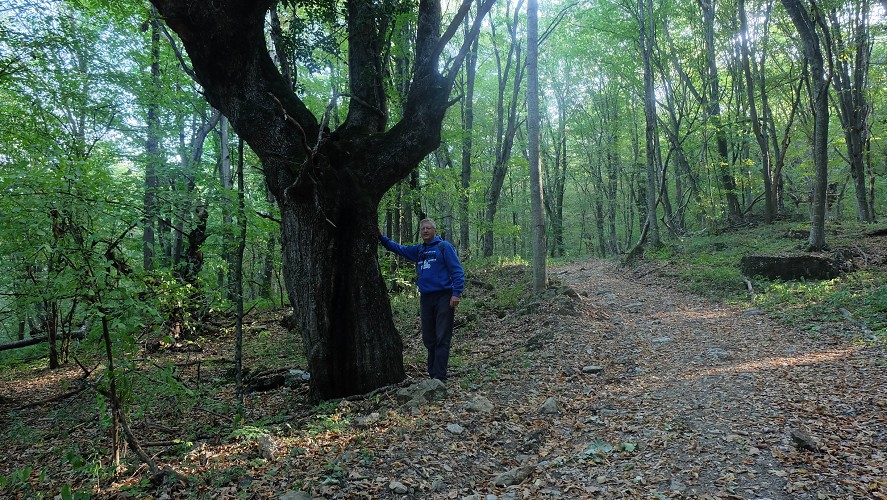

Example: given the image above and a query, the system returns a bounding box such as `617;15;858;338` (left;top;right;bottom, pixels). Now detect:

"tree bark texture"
699;0;742;220
149;0;491;400
527;0;547;292
143;15;161;271
781;0;830;250
640;0;661;249
543;89;567;258
460;11;479;254
738;0;775;222
826;1;874;223
482;3;524;258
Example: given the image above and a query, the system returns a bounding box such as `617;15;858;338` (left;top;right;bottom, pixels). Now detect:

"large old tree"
148;0;492;400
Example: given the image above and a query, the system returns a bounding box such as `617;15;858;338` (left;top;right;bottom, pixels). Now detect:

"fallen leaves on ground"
1;259;885;499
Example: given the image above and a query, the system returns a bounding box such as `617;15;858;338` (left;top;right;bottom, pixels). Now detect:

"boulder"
396;379;448;408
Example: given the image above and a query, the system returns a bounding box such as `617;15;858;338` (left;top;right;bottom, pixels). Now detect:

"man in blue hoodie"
379;218;465;382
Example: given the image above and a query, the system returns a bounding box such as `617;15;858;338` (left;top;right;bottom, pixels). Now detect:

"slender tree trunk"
739;0;775;222
482;2;525;257
639;0;661;249
699;0;742;220
460;7;480;254
100;313;123;466
235;138;247;406
47;212;61;369
219;117;235;299
605;94;620;254
269;1;294;89
47;301;59;369
660;96;694;232
782;0;830;250
143;14;161;271
261;232;277;301
544;91;568;258
769;64;804;215
827;1;873;222
173;110;221;271
589;130;609;256
527;0;546;291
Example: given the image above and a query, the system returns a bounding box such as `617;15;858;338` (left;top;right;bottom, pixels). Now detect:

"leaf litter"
0;259;885;499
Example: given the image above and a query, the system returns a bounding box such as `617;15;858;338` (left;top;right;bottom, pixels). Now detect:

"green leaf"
617;442;637;453
579;440;614;462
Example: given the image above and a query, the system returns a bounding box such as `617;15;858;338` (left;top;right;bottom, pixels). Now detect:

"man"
379;218;464;382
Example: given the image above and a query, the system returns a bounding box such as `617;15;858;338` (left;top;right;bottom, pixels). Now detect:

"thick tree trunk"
282;180;405;400
150;0;492;400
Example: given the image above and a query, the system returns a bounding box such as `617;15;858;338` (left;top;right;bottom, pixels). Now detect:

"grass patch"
645;221;886;341
0;343;51;371
5;420;44;448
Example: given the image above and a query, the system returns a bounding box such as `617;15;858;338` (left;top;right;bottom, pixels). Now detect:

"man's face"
420;223;436;243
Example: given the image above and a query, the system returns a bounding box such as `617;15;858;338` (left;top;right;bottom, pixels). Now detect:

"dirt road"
355;259;887;498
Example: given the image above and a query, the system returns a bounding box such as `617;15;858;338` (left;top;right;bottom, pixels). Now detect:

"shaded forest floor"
1;255;886;499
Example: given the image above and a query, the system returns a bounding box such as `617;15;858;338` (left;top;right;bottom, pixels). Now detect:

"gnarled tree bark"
149;0;494;401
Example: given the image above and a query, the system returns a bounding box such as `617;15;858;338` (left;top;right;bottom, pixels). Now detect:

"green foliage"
229;424;270;441
645;222;887;341
207;465;247;489
321;460;347;485
5;419;43;447
495;282;526;311
63;448;113;485
0;344;48;369
0;466;47;496
306;401;351;435
59;484;93;500
753;270;887;338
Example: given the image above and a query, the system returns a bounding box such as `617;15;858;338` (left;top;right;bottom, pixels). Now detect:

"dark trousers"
420;290;455;381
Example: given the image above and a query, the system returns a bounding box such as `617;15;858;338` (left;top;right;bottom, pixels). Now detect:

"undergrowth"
645;221;886;342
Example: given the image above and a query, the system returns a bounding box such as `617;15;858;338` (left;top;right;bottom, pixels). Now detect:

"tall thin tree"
738;0;775;222
781;0;831;250
527;0;546;291
639;0;661;249
143;10;162;271
826;0;874;222
460;3;481;254
699;0;742;220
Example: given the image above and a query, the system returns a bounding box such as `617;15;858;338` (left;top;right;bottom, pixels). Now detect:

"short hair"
419;218;436;229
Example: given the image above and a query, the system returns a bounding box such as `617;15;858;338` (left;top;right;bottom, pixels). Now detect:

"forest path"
347;258;886;499
522;259;887;498
2;259;885;499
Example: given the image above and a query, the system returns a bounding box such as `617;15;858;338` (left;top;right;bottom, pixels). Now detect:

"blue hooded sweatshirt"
379;235;465;297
